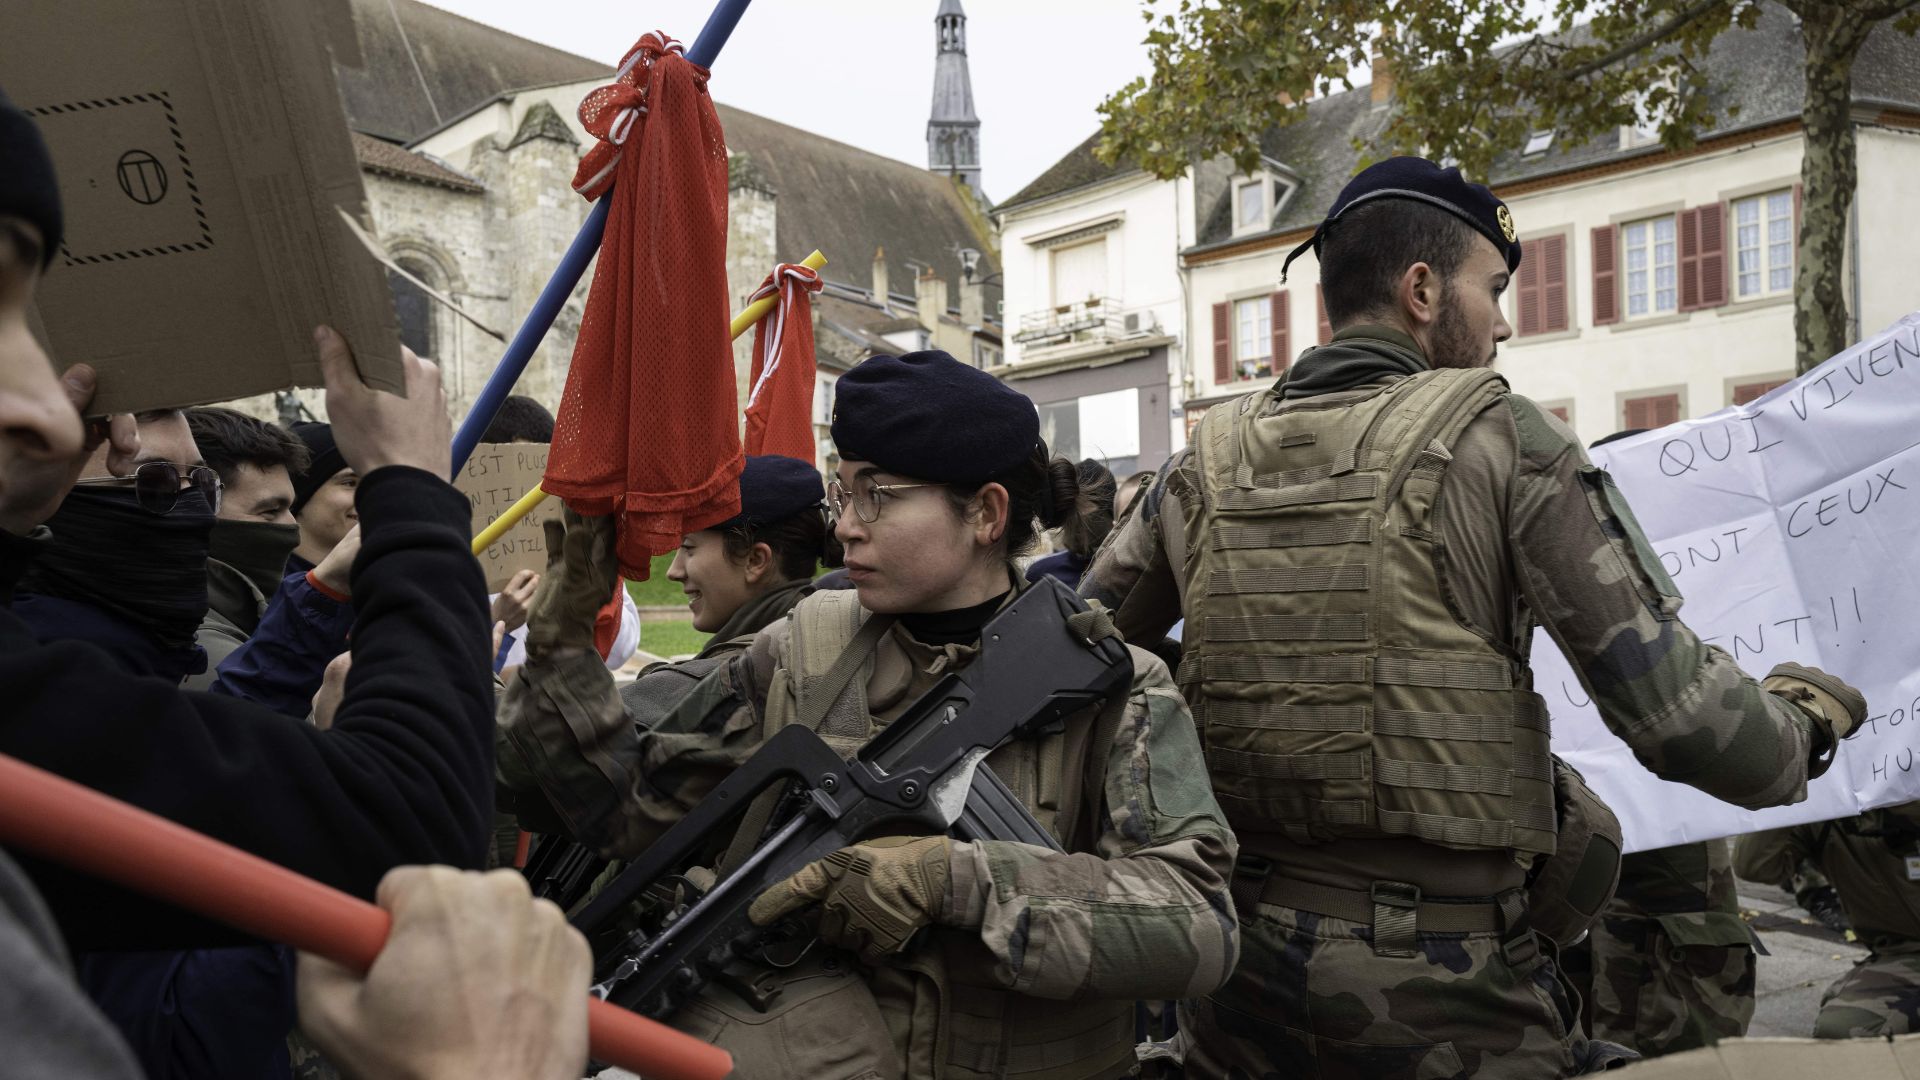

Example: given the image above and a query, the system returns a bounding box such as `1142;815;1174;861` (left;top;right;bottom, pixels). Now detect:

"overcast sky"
423;0;1157;200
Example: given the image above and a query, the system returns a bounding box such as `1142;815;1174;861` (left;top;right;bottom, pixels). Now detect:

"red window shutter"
1516;238;1542;336
1591;225;1619;325
1653;394;1680;427
1541;234;1569;332
1732;379;1786;405
1677;207;1702;311
1696;202;1727;308
1271;290;1290;373
1623;398;1646;430
1547;405;1570;423
1316;286;1332;344
1212;301;1230;384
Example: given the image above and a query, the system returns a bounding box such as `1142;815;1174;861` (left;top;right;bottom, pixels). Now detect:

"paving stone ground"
1741;880;1869;1037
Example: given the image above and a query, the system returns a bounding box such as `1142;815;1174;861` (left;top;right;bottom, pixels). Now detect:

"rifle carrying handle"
0;752;733;1080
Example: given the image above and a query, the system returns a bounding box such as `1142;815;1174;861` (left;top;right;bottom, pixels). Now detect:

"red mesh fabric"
545;32;742;579
743;263;823;461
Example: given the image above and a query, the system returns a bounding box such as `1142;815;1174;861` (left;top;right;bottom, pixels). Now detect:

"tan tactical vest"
1183;368;1558;856
753;588;1137;1080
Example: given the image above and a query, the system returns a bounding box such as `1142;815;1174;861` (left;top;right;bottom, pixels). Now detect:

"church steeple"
927;0;981;191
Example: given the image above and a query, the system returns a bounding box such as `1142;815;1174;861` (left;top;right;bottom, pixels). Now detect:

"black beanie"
289;423;346;515
0;87;64;267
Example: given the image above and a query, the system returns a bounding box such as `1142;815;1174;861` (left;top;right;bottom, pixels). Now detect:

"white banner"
1541;312;1920;852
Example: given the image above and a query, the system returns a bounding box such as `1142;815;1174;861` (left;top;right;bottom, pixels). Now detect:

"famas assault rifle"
571;576;1133;1020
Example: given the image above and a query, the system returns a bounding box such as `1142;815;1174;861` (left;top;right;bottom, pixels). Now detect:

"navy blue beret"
1283;156;1521;280
830;351;1039;483
0;87;64;268
714;455;825;530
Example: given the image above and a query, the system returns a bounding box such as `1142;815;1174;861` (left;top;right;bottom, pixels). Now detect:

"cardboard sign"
459;443;554;592
1543;312;1920;852
2;0;402;414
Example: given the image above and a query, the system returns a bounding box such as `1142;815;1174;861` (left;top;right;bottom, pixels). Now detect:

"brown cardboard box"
1619;1034;1920;1078
1;0;402;414
459;442;554;593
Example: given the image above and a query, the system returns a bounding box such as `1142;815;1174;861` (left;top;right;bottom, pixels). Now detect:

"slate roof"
350;131;484;192
718;104;1001;316
330;0;1001;316
332;0;606;143
999;4;1920;252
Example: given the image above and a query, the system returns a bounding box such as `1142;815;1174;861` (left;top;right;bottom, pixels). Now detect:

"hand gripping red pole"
0;753;731;1080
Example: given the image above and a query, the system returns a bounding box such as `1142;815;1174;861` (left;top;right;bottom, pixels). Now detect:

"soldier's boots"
1799;884;1852;936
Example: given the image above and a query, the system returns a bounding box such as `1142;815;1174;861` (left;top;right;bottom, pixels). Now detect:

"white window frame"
1732;190;1794;301
1620;214;1678;319
1231;295;1272;382
1232;176;1270;237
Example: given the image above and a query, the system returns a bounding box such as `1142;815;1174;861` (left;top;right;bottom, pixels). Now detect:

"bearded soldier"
1081;156;1867;1078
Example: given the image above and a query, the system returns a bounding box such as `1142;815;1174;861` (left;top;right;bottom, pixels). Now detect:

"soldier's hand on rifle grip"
748;835;953;965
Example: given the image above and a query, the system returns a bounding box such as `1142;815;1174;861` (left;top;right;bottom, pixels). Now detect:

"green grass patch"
640;619;711;659
625;554;686;606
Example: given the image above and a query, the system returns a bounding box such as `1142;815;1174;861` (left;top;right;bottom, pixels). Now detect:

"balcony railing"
1011;296;1158;349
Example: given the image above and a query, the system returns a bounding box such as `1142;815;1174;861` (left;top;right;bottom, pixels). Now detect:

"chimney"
1370;36;1394;107
915;270;947;335
872;246;890;309
960;276;986;327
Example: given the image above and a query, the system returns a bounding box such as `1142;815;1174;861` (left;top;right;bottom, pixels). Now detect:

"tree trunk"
1795;5;1874;374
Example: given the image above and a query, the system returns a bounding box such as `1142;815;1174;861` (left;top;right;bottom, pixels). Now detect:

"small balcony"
1011;296;1160;353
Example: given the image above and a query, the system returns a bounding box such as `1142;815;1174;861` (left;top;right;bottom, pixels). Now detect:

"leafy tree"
1098;0;1920;372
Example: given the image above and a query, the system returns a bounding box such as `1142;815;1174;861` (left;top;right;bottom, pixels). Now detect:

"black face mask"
208;518;301;600
21;485;215;648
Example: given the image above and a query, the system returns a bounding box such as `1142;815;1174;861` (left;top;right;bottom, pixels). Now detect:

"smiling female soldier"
498;349;1237;1079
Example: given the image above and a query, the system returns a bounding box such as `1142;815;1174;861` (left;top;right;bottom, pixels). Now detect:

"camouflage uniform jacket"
496;586;1241;1005
1082;324;1837;837
615;577;812;729
1735;803;1920;947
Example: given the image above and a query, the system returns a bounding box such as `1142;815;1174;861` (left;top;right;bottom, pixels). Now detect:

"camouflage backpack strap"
717;594;895;878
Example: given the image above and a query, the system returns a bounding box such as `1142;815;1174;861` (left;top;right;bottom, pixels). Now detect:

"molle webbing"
1185;370;1557;856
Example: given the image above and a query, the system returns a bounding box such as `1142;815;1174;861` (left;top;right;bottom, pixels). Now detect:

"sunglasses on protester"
73;461;223;516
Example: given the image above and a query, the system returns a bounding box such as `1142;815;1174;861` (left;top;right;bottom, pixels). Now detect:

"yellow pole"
471;249;828;556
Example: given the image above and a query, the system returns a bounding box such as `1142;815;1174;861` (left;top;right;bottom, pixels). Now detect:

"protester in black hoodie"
0;87;590;1079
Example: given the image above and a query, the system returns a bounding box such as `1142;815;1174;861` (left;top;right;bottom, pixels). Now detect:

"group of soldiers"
490;156;1887;1079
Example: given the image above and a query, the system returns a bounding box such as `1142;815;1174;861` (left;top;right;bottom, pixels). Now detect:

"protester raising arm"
0;326;497;952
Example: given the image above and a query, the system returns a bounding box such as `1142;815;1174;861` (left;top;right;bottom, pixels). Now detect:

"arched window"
390;260;436;359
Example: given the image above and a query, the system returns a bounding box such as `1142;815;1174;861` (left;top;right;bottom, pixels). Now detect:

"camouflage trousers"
1813;942;1920;1038
1562;911;1755;1056
1176;902;1583;1079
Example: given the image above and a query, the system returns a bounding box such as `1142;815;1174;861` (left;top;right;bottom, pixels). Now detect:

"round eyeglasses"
826;475;939;524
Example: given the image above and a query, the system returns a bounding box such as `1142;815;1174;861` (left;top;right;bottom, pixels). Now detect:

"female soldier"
630;454;837;724
499;350;1236;1079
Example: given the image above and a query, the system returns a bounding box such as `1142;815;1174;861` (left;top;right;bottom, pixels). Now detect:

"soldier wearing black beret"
498;347;1242;1079
1082;154;1865;1079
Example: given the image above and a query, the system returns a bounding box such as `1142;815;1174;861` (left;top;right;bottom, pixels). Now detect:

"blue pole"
449;0;757;469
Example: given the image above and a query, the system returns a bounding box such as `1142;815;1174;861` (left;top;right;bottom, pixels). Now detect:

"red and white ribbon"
745;262;824;409
572;32;687;199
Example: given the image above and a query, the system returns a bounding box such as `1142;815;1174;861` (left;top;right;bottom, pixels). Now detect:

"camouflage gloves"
1765;661;1868;740
748;835;952;964
524;508;620;660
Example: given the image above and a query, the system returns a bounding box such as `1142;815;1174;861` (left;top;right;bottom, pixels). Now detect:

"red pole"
0;753;730;1080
